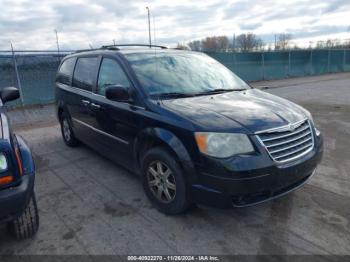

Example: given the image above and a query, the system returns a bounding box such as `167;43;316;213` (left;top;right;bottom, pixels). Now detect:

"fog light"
315;128;321;136
0;175;13;185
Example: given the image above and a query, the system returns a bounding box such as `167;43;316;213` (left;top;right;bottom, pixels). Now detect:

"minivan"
55;44;323;214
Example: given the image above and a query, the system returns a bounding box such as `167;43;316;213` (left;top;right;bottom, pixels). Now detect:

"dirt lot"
0;73;349;255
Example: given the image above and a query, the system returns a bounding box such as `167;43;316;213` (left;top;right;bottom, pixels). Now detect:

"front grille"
256;119;314;163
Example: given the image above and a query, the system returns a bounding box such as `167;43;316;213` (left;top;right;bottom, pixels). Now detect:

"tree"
188;40;201;51
276;34;292;50
235;33;263;51
201;36;229;51
176;43;190;50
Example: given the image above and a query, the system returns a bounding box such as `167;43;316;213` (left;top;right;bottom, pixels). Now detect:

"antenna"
146;7;152;47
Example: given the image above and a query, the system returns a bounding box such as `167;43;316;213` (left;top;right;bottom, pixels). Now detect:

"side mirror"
1;87;20;104
105;85;131;102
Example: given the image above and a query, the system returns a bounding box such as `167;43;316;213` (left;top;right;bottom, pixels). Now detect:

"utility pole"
113;39;116;46
274;34;277;51
10;42;24;104
146;7;152;47
54;29;60;57
233;33;236;52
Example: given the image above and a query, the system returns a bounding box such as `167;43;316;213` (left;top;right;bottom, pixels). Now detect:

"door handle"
90;103;101;109
81;100;90;106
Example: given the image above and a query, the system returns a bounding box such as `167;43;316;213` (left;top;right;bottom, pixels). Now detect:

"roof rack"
75;44;168;54
75;48;102;53
102;44;168;49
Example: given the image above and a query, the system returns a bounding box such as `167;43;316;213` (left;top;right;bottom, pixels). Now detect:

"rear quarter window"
72;57;99;91
56;58;76;85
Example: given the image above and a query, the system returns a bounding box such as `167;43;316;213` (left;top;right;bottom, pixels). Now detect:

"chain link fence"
0;51;70;106
0;49;349;106
206;49;350;82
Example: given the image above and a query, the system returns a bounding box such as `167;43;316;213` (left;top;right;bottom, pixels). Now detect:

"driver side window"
97;58;130;96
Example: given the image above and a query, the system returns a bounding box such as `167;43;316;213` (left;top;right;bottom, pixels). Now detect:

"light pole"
54;29;60;56
146;7;151;47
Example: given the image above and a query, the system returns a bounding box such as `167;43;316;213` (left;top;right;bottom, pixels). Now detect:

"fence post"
310;49;313;75
327;49;331;73
10;43;24;105
344;49;346;72
288;51;291;77
262;52;265;80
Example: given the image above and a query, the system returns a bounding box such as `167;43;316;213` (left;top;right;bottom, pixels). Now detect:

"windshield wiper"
153;92;195;98
194;88;245;96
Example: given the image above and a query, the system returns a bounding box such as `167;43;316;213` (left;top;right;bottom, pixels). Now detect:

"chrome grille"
256;119;314;163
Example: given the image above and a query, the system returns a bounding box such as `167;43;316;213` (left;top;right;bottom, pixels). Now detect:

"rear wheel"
60;113;79;147
142;147;191;215
9;193;39;239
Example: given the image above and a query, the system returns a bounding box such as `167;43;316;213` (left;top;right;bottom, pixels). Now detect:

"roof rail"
101;44;168;49
75;44;168;54
75;48;104;53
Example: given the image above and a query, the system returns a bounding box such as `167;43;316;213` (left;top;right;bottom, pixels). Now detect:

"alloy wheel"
62;119;71;142
147;161;176;203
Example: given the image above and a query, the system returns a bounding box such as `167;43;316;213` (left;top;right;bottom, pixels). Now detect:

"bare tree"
236;33;263;51
276;34;292;50
188;40;202;51
176;43;190;50
201;36;230;51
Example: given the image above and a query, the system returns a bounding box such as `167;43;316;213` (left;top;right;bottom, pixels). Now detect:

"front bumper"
191;134;324;208
0;175;34;223
0;135;35;223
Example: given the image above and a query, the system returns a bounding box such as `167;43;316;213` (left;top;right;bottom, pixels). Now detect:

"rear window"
72;57;99;91
57;58;76;85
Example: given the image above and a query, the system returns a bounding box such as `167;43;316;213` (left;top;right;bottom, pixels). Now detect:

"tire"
9;193;39;239
60;112;79;147
142;147;191;215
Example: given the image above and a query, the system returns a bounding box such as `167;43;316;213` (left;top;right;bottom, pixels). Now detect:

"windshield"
124;52;249;96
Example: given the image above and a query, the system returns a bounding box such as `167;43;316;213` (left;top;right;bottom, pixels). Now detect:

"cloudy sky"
0;0;349;50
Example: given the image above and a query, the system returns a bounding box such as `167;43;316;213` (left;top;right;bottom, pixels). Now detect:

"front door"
89;57;139;167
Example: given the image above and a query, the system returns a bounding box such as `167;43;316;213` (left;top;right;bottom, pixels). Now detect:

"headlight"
195;132;254;158
0;153;8;172
304;110;320;135
303;109;314;125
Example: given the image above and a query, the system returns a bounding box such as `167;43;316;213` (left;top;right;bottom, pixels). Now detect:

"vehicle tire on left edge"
8;193;39;239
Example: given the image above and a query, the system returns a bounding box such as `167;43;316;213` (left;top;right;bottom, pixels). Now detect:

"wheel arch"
56;100;66;121
133;128;196;181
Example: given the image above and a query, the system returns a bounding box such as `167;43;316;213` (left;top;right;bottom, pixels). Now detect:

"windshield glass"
124;52;249;96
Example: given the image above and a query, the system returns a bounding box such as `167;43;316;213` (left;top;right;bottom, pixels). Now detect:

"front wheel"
142;147;191;215
9;193;39;239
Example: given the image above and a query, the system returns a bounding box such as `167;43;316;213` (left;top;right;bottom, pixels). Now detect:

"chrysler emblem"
288;123;295;131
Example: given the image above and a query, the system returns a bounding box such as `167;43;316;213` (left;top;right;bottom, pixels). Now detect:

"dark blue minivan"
55;45;323;214
0;87;39;238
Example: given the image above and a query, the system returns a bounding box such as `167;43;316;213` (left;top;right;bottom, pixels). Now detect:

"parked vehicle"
0;87;39;238
55;45;323;215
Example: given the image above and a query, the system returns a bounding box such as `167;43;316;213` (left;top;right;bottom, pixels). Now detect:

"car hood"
160;89;308;133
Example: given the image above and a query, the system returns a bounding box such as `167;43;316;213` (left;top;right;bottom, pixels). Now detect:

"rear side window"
73;57;98;91
57;58;76;85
